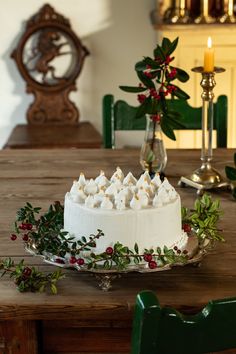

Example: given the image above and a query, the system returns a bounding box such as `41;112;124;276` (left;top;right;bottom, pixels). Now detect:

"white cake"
64;168;187;255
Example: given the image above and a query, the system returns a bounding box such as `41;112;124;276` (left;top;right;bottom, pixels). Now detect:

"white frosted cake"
64;168;187;254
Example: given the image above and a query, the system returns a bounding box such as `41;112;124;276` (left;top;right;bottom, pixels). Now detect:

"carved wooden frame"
11;4;89;124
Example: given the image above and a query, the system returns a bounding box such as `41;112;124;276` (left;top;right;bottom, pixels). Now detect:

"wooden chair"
131;290;236;354
102;94;227;148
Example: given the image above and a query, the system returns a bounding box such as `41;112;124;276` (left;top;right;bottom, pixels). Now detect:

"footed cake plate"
13;194;223;291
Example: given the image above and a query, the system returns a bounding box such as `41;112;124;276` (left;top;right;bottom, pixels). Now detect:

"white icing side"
64;193;183;254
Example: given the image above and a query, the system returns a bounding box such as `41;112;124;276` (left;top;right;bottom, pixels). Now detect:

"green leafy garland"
119;37;190;141
5;194;223;294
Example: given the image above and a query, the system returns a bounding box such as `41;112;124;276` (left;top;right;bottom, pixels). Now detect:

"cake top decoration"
68;168;178;210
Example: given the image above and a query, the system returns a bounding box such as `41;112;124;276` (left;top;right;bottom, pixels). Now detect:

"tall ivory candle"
204;37;214;72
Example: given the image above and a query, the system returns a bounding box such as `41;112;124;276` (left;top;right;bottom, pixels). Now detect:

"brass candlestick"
164;0;191;24
195;0;216;24
179;66;228;195
219;0;236;23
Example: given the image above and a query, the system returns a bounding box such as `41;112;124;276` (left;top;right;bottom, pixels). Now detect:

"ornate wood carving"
11;4;89;124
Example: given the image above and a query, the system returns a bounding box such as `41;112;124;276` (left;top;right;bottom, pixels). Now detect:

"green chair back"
102;94;227;148
131;290;236;354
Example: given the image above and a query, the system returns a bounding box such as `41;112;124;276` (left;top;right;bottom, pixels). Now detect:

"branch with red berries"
10;194;223;274
119;37;190;141
83;242;189;271
0;258;64;294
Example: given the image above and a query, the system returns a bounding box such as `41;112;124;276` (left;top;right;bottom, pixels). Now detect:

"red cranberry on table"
22;234;29;242
22;267;32;277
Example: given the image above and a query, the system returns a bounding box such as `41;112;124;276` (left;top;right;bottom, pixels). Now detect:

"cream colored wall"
0;0;156;148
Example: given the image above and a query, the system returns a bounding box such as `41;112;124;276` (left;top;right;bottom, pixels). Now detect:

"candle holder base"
219;14;236;24
194;15;216;24
178;163;229;196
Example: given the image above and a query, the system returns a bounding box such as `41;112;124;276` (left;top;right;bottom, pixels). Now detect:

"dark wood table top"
3;122;102;149
0;148;235;322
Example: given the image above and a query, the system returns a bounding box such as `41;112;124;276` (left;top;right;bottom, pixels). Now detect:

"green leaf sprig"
182;193;224;245
0;258;64;294
119;37;190;141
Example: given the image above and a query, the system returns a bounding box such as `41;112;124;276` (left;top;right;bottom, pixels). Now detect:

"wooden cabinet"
158;24;236;148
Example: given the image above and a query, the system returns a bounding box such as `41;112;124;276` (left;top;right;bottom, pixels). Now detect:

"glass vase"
140;114;167;175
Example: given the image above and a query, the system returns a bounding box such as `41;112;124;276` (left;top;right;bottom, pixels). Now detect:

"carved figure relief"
12;4;89;124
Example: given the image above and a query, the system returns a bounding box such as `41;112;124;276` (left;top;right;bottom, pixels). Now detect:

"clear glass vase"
140;114;167;175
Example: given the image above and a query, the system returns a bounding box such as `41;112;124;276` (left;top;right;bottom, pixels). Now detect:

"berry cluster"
143;253;157;269
19;222;33;231
120;37;190;141
11;222;33;242
69;256;85;266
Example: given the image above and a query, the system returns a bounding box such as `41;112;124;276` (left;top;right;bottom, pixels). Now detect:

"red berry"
22;234;29;242
177;249;181;254
151;114;161;123
22;267;32;277
173;246;178;251
106;247;113;255
137;94;146;104
19;223;27;230
183;224;191;233
183;250;188;255
165;56;173;65
69;256;77;264
26;223;33;230
77;258;85;266
10;234;17;241
143;254;152;262
148;260;157;269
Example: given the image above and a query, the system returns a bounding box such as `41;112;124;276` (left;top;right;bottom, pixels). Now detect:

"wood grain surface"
0;148;235;353
3;122;102;149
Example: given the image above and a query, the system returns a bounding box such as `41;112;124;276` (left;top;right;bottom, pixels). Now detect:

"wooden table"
0;148;235;354
3;122;102;149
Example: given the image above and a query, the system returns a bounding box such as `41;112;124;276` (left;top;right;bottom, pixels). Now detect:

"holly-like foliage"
182;193;224;246
0;257;64;294
119;37;190;141
10;195;223;276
